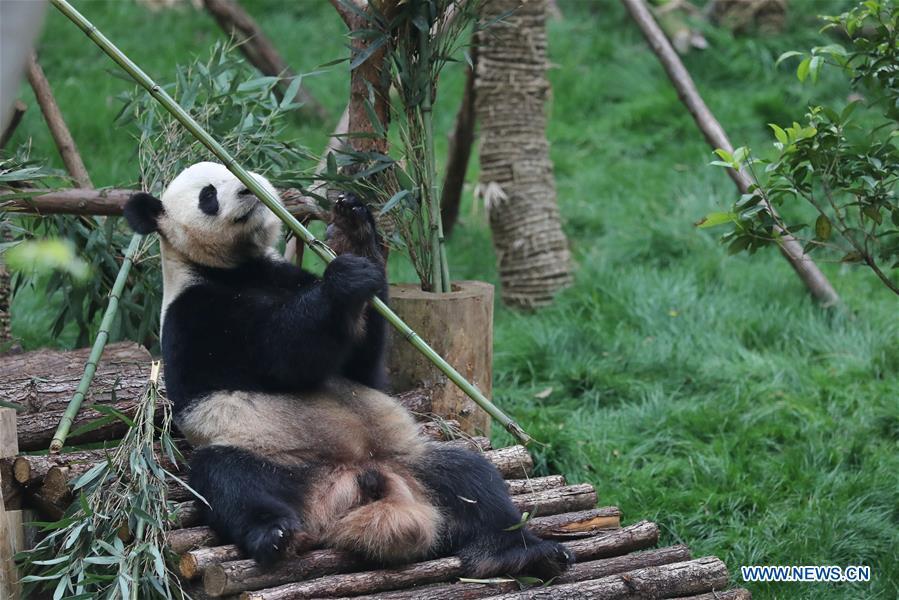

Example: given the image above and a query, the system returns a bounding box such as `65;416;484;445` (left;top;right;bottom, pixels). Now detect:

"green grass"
8;1;898;598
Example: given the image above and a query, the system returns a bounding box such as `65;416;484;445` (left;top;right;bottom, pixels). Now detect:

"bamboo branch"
620;0;840;307
49;0;533;445
0;100;26;149
202;0;327;120
48;233;142;452
25;53;93;188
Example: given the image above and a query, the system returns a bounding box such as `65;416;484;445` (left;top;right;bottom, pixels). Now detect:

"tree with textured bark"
476;0;572;309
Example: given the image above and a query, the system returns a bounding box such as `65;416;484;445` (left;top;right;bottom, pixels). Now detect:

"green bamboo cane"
49;233;142;452
49;0;531;445
419;1;451;293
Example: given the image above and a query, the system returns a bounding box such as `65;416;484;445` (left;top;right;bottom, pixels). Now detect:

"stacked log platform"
1;344;750;599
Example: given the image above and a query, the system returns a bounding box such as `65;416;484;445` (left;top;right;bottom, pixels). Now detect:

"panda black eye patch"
199;184;219;216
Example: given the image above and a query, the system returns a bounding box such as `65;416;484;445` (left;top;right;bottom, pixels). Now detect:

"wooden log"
205;548;360;597
0;100;26;149
527;507;621;539
387;282;494;435
443;436;491;452
343;545;693;600
0;343;156;450
564;520;659;561
25;53;93;188
173;504;619;581
0;459;20;510
0;408;20;599
395;387;433;415
233;522;658;599
240;557;463;600
483;446;532;478
181;545;244;581
510;484;596;516
15;400;142;451
202;0;327;120
0;341;148;386
477;557;729;599
168;526;221;555
673;590;752;600
2;187;323;219
505;475;565;496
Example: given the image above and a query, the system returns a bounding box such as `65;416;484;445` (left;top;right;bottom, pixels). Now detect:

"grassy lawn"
8;1;897;598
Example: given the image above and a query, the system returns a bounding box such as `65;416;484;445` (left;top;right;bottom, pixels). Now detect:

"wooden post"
387;281;494;435
25;52;93;189
620;0;840;307
0;407;21;599
0;100;26;149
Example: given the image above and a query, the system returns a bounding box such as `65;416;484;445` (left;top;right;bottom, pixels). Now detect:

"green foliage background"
7;1;897;599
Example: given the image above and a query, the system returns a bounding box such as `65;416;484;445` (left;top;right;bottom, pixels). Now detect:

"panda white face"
126;162;283;269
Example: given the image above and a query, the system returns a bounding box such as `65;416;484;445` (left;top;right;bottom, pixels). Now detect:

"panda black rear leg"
461;533;573;581
243;511;302;566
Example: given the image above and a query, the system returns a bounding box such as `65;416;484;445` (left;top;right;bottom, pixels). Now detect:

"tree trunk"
475;0;572;309
440;41;477;237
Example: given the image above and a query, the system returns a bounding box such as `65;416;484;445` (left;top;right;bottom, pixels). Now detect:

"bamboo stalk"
48;233;142;452
48;0;531;445
418;2;451;293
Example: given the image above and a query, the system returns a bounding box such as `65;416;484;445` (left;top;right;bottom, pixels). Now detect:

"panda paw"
327;193;382;260
332;193;374;229
244;515;302;566
324;254;385;305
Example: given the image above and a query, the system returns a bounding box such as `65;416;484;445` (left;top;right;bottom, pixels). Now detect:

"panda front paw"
323;254;385;305
244;514;302;566
327;193;383;261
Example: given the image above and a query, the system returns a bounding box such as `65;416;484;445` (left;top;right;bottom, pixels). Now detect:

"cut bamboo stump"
387;281;494;436
1;345;747;599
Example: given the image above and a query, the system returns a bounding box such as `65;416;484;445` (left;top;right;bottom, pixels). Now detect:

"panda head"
124;162;282;268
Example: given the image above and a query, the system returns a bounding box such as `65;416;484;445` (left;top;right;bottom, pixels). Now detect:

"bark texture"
345;545;692;600
475;0;572;309
387;281;494;435
476;556;729;599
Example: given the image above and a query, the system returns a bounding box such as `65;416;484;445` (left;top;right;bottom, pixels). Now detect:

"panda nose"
238;188;254;196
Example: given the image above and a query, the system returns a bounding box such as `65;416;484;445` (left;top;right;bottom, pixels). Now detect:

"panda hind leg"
188;446;313;565
414;445;573;580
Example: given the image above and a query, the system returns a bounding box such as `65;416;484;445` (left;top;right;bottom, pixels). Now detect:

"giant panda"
124;161;572;577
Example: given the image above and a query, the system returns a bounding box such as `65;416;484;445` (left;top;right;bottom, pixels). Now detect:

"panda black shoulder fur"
124;162;572;577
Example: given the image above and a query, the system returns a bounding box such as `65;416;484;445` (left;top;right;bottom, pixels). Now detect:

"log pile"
1;345;751;599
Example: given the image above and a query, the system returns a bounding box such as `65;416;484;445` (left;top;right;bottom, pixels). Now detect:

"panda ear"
124;193;163;234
